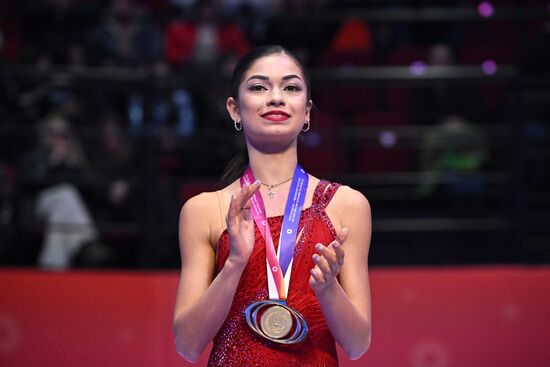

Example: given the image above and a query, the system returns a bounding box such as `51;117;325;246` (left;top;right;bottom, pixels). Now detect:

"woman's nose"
267;88;284;106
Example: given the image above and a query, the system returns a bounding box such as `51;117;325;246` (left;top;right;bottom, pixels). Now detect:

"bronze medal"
245;300;308;344
260;305;293;339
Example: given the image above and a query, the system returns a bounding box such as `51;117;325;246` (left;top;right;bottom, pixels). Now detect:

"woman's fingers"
311;227;349;285
310;265;325;284
243;179;261;201
240;181;260;220
313;251;332;276
227;194;240;221
317;243;343;273
237;180;260;211
330;227;347;266
332;241;345;267
227;180;261;223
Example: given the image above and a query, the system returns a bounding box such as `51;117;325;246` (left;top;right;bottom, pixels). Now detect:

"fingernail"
253;179;261;186
313;254;319;261
316;243;323;250
333;242;340;248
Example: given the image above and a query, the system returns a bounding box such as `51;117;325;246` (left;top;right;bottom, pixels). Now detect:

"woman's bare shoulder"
330;184;371;219
180;191;219;218
179;181;241;244
181;180;240;215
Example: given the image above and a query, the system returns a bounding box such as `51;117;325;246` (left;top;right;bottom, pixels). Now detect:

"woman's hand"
226;180;261;268
309;228;348;295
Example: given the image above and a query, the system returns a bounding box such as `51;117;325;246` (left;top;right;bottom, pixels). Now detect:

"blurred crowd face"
428;43;454;66
41;116;84;167
45;117;71;147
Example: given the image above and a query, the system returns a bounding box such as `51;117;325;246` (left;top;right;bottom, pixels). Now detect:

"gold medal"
260;305;293;339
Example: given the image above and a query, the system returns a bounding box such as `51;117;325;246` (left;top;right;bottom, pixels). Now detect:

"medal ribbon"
241;165;308;300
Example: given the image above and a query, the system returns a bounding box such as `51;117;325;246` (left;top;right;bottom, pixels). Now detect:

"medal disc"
245;300;308;344
260;305;293;339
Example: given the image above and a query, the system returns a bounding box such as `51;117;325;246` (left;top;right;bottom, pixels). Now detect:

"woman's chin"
247;134;298;153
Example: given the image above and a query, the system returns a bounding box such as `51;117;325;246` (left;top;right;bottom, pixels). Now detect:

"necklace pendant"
267;185;275;199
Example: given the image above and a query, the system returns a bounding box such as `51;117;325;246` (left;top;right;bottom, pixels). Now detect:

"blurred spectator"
417;115;490;203
215;0;282;44
315;18;375;117
87;0;163;67
316;17;374;68
414;43;479;124
18;115;112;269
90;111;137;222
66;43;87;68
428;42;453;66
164;0;250;127
164;0;250;72
330;18;373;54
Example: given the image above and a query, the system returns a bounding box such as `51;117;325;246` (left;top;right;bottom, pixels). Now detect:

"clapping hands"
226;180;261;267
309;228;348;295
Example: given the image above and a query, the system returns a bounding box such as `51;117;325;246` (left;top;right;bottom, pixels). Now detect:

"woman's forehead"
243;53;304;81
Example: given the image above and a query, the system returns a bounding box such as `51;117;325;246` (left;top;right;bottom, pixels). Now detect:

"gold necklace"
262;177;293;199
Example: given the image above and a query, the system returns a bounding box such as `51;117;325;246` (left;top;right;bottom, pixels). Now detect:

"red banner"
1;267;549;367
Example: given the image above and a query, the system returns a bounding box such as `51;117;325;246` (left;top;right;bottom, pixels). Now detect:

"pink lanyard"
240;165;308;300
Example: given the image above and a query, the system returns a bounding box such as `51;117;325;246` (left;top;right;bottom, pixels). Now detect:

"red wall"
1;267;549;367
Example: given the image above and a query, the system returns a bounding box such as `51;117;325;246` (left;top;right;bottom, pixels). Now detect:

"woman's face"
227;53;312;151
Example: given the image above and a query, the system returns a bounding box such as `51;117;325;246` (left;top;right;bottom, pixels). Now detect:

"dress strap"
312;180;341;212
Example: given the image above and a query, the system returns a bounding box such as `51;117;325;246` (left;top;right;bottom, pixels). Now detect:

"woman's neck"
247;143;298;186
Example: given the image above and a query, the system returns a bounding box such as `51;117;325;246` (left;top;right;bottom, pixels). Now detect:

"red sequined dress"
209;180;341;367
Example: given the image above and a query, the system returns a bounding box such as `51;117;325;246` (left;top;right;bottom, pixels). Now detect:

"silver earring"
302;120;310;132
234;119;242;131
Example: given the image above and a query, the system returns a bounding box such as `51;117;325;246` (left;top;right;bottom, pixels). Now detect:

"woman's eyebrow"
246;75;269;82
282;74;302;81
246;74;303;82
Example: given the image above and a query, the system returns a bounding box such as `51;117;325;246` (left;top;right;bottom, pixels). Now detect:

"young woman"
174;45;372;366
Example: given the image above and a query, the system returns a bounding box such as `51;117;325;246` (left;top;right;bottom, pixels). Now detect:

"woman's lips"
261;110;291;122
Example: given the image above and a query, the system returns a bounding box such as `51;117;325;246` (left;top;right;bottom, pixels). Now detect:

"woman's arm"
173;181;260;362
310;186;372;360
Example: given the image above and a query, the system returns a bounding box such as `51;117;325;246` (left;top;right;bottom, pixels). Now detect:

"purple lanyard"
240;165;308;300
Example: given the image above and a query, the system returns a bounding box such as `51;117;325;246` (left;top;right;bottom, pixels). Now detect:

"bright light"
379;130;397;148
481;59;497;75
478;2;494;18
409;60;427;76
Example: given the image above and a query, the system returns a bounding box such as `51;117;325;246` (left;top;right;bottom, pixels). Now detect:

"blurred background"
1;1;550;367
1;0;549;270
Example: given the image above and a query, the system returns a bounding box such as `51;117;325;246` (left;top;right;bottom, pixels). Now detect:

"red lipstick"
261;110;291;122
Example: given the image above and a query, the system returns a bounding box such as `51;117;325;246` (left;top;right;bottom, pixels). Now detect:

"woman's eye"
285;85;302;92
249;85;267;92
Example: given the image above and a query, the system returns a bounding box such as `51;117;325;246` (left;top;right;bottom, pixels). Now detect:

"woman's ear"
226;97;241;122
305;99;313;121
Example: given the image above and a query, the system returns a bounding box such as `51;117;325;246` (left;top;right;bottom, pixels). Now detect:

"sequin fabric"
210;180;341;367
